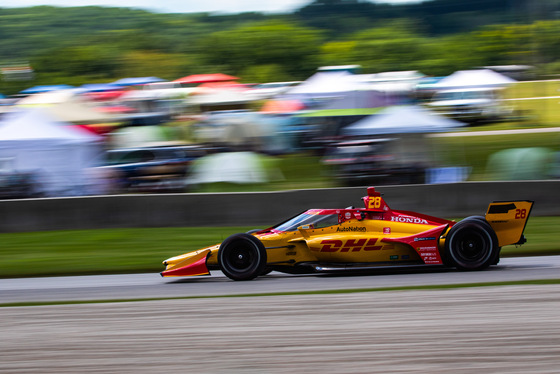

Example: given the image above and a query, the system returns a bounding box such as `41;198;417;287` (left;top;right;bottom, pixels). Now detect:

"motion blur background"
0;0;559;198
2;5;560;373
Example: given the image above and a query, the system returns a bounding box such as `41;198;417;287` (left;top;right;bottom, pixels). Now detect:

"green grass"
0;226;255;278
432;131;560;180
190;152;335;193
500;216;560;257
0;217;558;278
505;80;560;100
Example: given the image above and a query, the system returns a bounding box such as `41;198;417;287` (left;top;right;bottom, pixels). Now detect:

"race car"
161;187;533;281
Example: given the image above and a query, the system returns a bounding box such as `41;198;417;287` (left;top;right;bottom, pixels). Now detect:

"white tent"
343;105;466;136
432;69;517;89
188;90;251;106
365;71;425;93
16;88;82;106
108;125;177;149
17;89;119;124
0;109;103;196
45;101;118;125
284;71;366;96
188;152;269;184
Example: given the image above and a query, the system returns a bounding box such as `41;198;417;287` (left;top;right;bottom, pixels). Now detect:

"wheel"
456;216;502;265
218;233;267;281
443;218;499;271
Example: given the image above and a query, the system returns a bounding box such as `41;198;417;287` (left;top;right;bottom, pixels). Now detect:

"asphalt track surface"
1;257;560;373
1;255;560;304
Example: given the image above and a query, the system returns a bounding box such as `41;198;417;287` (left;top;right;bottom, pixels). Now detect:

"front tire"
444;218;499;271
218;233;267;281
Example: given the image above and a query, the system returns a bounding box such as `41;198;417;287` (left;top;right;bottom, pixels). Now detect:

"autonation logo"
336;227;367;232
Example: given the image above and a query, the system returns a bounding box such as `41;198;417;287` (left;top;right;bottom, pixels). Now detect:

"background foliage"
1;0;560;93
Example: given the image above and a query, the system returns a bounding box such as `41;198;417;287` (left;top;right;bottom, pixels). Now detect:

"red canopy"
72;124;119;136
85;90;127;101
174;73;239;84
198;81;249;91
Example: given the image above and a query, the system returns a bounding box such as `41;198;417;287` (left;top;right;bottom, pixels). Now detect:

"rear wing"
485;201;534;247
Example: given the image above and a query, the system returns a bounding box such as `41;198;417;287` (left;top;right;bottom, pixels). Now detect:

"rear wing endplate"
485;200;534;247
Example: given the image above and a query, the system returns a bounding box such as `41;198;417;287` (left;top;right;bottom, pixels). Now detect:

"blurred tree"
88;29;171;53
116;51;201;80
470;24;534;66
416;34;486;76
350;21;427;72
198;21;324;81
319;21;436;74
296;0;400;36
32;45;121;79
239;64;292;84
2;2;560;92
319;41;358;67
532;21;560;64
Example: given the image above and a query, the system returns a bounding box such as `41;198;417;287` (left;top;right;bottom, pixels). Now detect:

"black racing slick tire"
444;218;499;271
455;216;502;265
218;233;267;281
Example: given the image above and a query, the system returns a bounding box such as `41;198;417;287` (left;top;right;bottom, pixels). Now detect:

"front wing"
161;248;212;277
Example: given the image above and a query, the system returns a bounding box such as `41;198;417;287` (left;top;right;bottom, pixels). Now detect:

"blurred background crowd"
1;0;559;198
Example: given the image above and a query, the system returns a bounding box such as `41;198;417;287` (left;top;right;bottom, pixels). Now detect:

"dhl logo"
314;238;383;252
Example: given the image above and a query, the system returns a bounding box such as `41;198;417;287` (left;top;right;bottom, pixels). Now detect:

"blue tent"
79;83;121;92
19;84;74;95
112;77;165;86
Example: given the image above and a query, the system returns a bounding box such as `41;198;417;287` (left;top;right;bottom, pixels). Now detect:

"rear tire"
444;218;499;271
459;216;502;265
218;233;267;281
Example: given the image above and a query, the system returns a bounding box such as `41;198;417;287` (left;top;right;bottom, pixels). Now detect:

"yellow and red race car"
162;187;533;281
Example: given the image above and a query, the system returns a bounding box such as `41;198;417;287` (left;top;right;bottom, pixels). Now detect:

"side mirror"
298;225;311;238
353;212;366;221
